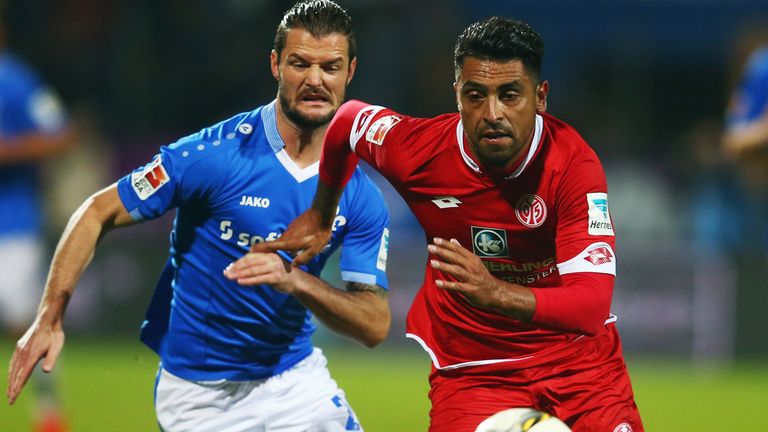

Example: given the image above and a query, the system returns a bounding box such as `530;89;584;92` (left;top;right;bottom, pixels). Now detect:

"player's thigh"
0;235;43;331
540;332;643;431
264;348;362;432
427;373;532;432
155;367;265;432
155;349;362;432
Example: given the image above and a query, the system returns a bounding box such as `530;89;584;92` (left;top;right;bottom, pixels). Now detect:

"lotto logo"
431;196;462;208
584;246;613;265
471;226;509;258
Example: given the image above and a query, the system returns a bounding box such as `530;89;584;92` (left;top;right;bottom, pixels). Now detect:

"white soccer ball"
474;408;572;432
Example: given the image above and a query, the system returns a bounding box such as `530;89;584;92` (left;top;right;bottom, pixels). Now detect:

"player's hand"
249;208;332;266
224;252;296;294
428;237;534;320
7;320;65;405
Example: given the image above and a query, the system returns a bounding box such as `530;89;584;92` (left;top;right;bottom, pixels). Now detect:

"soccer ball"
474;408;571;432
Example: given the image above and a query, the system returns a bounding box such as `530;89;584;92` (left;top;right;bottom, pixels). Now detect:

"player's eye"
464;91;484;102
501;92;520;101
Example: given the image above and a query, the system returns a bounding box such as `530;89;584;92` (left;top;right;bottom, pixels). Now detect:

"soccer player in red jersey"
241;16;644;432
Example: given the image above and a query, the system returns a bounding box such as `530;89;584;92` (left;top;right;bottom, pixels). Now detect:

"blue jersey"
117;101;390;381
727;46;768;127
0;53;67;236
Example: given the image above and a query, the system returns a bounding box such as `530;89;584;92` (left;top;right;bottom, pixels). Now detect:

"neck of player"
275;102;327;168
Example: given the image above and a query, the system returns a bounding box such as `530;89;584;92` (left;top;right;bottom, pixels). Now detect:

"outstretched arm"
7;184;135;404
249;181;344;265
250;101;364;265
224;252;390;347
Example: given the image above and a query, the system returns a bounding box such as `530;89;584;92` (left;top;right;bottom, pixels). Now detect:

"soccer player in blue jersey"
7;1;391;430
0;9;76;432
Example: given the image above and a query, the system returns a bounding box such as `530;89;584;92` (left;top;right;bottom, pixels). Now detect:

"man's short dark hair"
454;17;544;81
274;0;356;62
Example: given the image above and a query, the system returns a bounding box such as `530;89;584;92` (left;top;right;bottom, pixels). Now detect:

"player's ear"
346;56;357;85
536;80;549;113
270;50;280;81
453;81;462;111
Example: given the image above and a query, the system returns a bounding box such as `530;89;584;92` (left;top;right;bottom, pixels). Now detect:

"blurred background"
2;0;768;430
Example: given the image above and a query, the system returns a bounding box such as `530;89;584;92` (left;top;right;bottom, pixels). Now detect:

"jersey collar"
261;99;319;183
261;100;286;154
455;114;543;180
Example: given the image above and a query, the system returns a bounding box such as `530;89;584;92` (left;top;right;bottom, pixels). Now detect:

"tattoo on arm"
346;282;388;298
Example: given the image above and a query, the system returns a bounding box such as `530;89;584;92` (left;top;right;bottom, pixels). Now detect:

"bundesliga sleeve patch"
131;156;170;200
586;192;614;236
365;115;401;146
376;228;389;271
349;105;383;151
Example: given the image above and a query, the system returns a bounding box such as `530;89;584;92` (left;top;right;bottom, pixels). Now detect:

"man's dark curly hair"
454;16;544;82
274;0;356;62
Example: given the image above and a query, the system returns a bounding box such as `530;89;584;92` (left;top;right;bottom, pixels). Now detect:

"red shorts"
427;326;643;432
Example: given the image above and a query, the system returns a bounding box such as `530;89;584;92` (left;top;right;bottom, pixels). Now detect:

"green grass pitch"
1;338;767;431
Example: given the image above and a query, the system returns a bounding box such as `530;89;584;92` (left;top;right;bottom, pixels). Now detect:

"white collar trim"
455;114;544;179
275;148;319;183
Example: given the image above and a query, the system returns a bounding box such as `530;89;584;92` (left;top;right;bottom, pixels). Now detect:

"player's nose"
305;65;323;87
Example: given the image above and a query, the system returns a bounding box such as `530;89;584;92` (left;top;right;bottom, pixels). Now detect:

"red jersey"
322;100;618;371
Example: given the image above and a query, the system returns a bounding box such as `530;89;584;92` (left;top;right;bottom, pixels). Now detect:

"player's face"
272;29;357;130
455;57;548;169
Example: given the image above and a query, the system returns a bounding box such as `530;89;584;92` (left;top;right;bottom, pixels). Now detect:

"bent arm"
430;238;612;336
292;278;390;348
7;184;135;403
225;253;390;347
0;126;77;166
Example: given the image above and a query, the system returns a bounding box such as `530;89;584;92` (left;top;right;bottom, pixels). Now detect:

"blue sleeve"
1;64;66;135
728;47;768;126
338;170;390;290
116;133;229;221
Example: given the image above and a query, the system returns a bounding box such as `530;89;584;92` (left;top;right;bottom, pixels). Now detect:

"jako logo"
239;196;270;208
471;226;509;258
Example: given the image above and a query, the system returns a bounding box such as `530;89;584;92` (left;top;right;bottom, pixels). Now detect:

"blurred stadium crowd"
6;0;768;360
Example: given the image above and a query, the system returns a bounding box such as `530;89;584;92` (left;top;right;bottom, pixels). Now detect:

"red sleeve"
318;100;367;188
530;273;613;336
530;123;617;336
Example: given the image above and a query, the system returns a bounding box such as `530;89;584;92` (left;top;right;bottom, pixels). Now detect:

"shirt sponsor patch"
365;115;401;146
471;226;509;258
131;156;170;200
587;192;614;236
